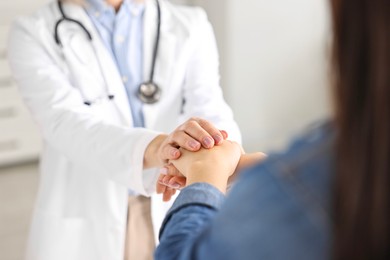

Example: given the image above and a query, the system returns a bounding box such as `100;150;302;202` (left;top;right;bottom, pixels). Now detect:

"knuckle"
197;117;209;125
171;130;183;140
167;165;175;175
161;148;172;161
181;120;198;131
189;116;200;122
177;123;186;131
199;119;216;131
167;165;179;176
162;145;170;156
186;120;198;129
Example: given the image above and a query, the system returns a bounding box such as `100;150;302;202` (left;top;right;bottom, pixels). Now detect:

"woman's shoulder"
240;121;335;221
216;123;334;260
270;121;335;171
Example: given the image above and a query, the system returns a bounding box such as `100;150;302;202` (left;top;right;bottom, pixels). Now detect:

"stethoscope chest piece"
138;82;161;104
55;0;162;105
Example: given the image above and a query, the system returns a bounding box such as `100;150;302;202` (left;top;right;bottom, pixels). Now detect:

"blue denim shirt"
156;123;334;260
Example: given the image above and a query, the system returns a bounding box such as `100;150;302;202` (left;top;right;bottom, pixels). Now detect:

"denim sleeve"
156;183;225;260
155;162;330;260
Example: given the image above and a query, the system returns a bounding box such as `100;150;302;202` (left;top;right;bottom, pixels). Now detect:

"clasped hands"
144;117;265;202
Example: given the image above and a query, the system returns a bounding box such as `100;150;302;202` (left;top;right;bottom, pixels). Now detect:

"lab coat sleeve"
7;17;158;196
181;9;242;144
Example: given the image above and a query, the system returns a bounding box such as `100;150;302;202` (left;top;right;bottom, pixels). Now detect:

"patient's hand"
144;118;229;169
164;141;242;193
228;152;266;184
156;151;266;201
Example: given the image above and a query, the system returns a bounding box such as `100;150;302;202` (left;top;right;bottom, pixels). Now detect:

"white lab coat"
8;0;241;259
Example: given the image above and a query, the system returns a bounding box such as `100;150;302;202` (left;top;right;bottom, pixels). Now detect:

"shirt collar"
126;0;146;17
85;0;115;23
85;0;145;19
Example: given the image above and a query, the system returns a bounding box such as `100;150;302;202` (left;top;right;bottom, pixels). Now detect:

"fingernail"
160;168;168;175
203;137;214;148
213;134;223;144
189;140;200;150
220;130;228;139
171;149;179;158
168;182;181;189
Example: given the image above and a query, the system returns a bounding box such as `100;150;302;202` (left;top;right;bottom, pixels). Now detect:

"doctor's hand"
156;172;186;202
144;117;228;169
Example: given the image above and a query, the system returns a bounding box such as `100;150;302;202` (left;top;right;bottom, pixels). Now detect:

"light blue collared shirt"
85;0;145;127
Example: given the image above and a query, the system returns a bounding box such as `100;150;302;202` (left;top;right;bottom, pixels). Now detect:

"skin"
167;141;243;193
146;118;228;201
106;0;145;11
144;118;228;169
157;149;266;201
104;0;245;200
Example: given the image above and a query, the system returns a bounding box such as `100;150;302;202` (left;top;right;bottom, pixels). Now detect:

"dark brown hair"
331;0;390;258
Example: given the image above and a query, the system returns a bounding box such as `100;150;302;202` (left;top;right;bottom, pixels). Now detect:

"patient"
155;0;390;259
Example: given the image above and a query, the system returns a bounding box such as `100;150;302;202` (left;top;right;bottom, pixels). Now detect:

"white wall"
178;0;332;153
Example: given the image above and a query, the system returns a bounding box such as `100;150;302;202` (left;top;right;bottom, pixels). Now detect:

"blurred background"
0;0;331;259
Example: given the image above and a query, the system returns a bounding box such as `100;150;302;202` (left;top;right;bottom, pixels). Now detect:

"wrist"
144;134;167;169
186;162;230;193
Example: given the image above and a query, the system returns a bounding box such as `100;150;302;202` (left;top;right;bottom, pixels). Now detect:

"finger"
180;120;215;149
168;130;202;151
196;118;225;146
220;130;229;140
161;175;172;186
164;164;183;177
156;174;167;194
168;176;186;189
170;189;177;198
156;182;167;194
165;188;177;200
163;187;175;202
158;173;186;190
160;144;181;161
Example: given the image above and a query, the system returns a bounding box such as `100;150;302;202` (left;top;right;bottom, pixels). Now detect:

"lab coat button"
130;9;140;17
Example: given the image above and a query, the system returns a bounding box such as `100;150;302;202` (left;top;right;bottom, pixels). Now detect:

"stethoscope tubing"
149;0;161;83
54;0;162;105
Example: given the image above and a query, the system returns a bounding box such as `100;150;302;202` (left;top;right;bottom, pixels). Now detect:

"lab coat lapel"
143;0;176;127
61;3;134;126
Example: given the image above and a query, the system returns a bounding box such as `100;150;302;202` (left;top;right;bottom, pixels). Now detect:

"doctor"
7;0;241;259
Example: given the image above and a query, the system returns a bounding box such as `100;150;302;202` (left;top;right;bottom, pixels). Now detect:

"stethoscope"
54;0;162;105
